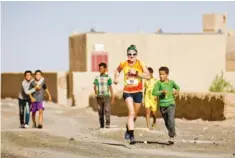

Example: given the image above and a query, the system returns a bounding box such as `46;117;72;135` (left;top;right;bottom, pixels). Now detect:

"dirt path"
1;99;235;158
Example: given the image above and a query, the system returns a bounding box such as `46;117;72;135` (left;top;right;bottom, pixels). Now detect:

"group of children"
18;70;52;129
93;63;180;144
18;62;179;145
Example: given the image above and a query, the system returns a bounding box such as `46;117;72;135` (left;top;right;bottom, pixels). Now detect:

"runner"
144;67;157;130
113;44;150;144
152;66;180;144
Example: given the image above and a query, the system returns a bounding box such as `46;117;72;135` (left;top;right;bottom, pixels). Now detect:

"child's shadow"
135;140;172;146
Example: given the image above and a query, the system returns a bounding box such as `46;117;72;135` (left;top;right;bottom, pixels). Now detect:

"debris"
213;142;219;146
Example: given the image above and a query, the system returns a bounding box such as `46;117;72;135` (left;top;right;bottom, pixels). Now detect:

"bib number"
126;79;139;85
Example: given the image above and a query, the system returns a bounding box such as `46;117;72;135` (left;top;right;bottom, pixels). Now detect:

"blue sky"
1;1;235;72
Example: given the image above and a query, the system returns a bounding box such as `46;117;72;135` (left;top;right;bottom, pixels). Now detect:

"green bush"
209;71;235;93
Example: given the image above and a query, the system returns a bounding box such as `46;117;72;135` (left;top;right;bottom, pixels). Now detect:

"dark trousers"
18;98;31;125
160;104;176;137
96;96;111;127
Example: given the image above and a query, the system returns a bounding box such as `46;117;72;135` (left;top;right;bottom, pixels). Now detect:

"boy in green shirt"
152;66;180;144
93;62;114;128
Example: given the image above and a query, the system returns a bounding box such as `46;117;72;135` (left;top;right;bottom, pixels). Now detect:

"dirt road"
1;99;235;158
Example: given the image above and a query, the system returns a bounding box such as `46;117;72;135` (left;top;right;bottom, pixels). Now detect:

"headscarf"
127;45;138;53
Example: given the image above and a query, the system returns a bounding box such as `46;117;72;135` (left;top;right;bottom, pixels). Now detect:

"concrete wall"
1;72;68;105
226;35;235;71
89;92;235;121
85;33;227;92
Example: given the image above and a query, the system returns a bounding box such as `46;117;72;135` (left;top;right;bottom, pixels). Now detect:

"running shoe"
38;124;43;129
124;130;130;140
168;137;175;144
19;124;25;128
130;136;136;145
150;123;156;130
24;124;29;128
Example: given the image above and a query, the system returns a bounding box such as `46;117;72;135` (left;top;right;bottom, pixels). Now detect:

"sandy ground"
1;98;235;158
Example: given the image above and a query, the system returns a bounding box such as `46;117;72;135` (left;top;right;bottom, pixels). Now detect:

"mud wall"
69;33;87;72
1;72;68;105
89;92;235;121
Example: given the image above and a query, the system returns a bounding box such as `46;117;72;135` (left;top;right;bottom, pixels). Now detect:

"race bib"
126;78;139;85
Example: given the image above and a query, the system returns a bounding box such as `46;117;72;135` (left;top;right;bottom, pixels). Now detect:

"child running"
93;63;114;128
144;67;157;130
18;70;43;128
29;70;52;129
152;66;180;144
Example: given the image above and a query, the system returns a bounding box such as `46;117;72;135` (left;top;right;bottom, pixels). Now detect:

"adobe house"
68;13;235;108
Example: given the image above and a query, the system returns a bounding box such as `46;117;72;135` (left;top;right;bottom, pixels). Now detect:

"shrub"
209;71;235;93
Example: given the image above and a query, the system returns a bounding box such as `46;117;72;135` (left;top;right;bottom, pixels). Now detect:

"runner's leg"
145;107;151;129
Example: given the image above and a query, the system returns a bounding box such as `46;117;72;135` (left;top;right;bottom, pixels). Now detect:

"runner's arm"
173;81;180;91
152;82;163;96
114;70;120;83
172;81;180;95
137;66;150;79
114;63;123;84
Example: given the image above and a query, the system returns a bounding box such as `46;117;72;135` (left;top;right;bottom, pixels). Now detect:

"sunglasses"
127;53;137;56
